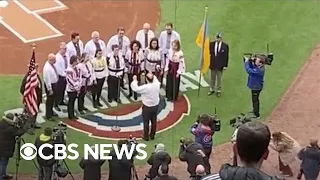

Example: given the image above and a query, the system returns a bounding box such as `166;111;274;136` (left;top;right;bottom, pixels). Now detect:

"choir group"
42;22;186;120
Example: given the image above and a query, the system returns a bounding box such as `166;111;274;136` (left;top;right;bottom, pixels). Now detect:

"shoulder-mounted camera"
229;113;252;128
196;108;221;132
243;44;274;65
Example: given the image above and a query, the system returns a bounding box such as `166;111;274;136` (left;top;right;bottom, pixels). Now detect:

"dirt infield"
15;44;320;179
0;0;160;75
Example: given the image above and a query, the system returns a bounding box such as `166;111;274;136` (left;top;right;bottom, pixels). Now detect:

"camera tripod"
15;137;39;180
131;164;139;180
53;159;75;180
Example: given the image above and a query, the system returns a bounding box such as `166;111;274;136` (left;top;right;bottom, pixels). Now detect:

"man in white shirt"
106;27;130;55
135;23;155;51
159;22;181;58
66;32;83;58
131;72;160;141
54;42;69;111
43;53;59;121
84;31;106;60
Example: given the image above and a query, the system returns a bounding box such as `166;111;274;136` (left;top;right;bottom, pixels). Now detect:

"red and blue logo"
64;95;190;140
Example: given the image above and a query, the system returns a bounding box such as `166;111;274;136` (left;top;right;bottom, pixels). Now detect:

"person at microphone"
66;55;81;119
131;72;161;141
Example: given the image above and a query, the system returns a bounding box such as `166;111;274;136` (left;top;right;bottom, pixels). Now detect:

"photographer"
108;140;134;180
244;56;265;119
179;138;210;178
146;143;171;179
0;113;25;180
79;146;105;180
34;127;55;180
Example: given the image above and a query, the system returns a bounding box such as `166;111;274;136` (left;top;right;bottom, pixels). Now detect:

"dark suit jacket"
209;40;229;71
20;73;43;105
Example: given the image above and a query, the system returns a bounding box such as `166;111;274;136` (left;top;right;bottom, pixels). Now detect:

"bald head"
310;138;318;147
48;53;56;64
92;31;100;42
196;165;205;175
143;23;150;33
146;72;154;83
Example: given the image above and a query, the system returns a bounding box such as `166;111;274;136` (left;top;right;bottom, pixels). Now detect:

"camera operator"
146;143;171;179
108;140;134;180
79;146;105;180
0;113;26;180
179;138;210;178
244;56;265;119
34;127;55;180
201;121;284;180
153;165;177;180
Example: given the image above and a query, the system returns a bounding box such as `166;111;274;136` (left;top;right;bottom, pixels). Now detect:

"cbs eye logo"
20;143;37;160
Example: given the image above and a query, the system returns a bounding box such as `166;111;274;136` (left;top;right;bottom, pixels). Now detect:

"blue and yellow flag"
196;6;210;74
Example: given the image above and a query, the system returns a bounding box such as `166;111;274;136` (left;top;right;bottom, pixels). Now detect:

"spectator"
201;121;284;180
192;165;206;180
146;143;171;179
153;165;177;180
297;138;320;180
79;146;105;180
270;131;301;177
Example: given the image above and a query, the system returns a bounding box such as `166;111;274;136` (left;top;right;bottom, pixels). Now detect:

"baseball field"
1;1;320;179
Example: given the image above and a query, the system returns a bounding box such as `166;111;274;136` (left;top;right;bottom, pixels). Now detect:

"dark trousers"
128;73;140;99
251;90;261;117
107;76;120;101
0;158;8;179
57;76;66;105
203;147;212;174
166;73;180;101
142;105;158;139
93;78;105;104
38;165;53;180
67;91;77;118
45;83;59;118
278;156;293;176
78;86;87;111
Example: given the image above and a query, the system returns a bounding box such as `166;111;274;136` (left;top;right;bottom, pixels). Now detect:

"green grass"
1;0;320;174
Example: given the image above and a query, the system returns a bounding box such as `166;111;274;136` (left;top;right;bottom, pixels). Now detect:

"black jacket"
179;143;210;177
219;163;284;180
209;41;229;70
108;149;133;180
34;134;55;167
298;146;320;179
153;174;178;180
0;120;25;158
20;73;42;105
147;151;171;179
79;155;105;180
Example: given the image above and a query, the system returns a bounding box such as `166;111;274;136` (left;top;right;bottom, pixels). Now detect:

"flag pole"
198;6;208;97
174;0;177;30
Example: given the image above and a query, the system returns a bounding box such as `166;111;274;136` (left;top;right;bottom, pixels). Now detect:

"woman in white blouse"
91;49;107;108
164;40;186;101
145;37;164;81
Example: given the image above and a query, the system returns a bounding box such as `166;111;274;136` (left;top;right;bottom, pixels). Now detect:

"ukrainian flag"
196;6;210;74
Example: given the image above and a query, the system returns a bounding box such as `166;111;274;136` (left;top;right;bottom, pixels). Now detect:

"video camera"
13;112;30;129
53;122;67;145
229;113;252;128
243;44;274;65
196;108;221;132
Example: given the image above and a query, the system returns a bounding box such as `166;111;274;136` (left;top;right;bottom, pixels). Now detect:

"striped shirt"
201;174;221;180
66;66;81;92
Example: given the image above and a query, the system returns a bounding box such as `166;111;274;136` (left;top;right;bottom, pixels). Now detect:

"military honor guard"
107;44;126;103
91;49;108;108
43;53;59;121
77;53;94;114
145;37;164;81
125;40;144;100
208;32;229;97
54;42;69;110
130;72;161;141
164;40;185;101
66;32;83;58
135;23;155;51
84;31;106;60
66;56;81;119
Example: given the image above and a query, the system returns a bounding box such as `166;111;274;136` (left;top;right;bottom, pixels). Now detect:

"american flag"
23;50;39;116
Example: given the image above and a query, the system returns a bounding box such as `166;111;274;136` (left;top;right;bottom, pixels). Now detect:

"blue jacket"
245;61;265;90
190;123;214;148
